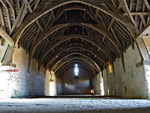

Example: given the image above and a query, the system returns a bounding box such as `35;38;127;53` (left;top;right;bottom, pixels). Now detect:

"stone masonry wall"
0;45;50;98
56;79;63;95
103;44;148;98
61;67;91;95
144;65;150;98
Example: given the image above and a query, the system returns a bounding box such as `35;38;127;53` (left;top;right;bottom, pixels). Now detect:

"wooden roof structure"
0;0;150;77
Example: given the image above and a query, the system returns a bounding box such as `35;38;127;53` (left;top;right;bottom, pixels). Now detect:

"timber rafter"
35;34;111;69
0;0;150;76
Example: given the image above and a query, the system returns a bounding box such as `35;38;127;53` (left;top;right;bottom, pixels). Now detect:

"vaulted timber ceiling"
0;0;150;77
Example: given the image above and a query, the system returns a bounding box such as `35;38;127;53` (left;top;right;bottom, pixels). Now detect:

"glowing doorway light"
74;64;79;76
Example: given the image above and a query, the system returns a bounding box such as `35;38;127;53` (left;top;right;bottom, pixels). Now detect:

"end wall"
61;67;92;95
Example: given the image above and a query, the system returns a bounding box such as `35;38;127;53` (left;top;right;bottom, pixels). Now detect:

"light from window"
74;64;79;76
108;64;112;73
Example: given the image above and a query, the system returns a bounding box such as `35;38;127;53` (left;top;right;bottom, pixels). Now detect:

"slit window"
74;64;79;77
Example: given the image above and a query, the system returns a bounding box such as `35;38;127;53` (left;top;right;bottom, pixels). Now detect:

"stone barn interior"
0;0;150;113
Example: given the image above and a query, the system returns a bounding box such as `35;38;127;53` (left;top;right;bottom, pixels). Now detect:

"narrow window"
74;64;79;77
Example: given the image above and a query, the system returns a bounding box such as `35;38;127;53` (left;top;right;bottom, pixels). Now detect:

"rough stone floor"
0;97;150;113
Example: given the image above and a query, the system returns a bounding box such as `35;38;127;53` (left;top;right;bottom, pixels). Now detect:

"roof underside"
0;0;150;77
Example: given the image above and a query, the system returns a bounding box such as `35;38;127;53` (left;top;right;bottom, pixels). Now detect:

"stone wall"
144;65;150;98
61;67;91;95
103;44;148;98
1;40;149;98
0;46;50;98
56;79;63;95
